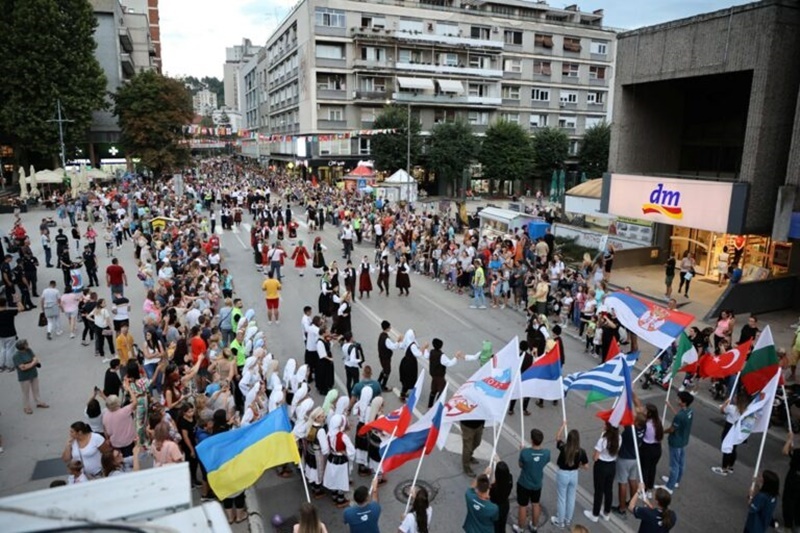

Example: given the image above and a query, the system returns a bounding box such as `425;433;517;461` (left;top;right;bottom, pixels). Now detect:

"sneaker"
56;331;63;336
275;320;280;324
654;484;674;495
583;510;599;523
660;475;678;488
469;305;477;309
47;332;52;340
69;333;75;339
512;526;525;533
549;516;563;529
711;466;728;476
479;305;487;309
602;512;611;521
645;490;653;500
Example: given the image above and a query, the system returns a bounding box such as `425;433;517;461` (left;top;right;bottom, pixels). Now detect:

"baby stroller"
640;349;674;390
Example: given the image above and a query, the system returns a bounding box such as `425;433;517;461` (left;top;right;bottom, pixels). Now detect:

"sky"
159;0;753;79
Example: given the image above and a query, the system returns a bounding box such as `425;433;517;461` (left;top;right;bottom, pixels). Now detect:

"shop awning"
397;77;434;90
437;79;464;94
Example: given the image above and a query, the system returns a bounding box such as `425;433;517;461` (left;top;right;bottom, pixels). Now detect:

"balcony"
590;77;609;87
395;61;503;78
354;90;392;103
353;59;392;71
315;57;346;69
118;27;133;52
588;102;606;111
315;25;348;38
393;92;501;107
148;42;156;57
120;53;135;77
317;88;348;100
350;27;504;52
317;119;348;130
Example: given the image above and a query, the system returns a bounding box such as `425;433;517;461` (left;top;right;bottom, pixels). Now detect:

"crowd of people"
2;156;797;533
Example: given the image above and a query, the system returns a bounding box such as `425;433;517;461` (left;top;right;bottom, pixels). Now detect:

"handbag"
38;312;47;327
102;328;113;336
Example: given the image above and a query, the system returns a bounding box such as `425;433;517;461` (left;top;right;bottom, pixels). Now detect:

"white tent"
34;168;65;184
378;169;418;203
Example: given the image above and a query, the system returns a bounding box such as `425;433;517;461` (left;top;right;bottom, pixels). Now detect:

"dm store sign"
608;174;733;233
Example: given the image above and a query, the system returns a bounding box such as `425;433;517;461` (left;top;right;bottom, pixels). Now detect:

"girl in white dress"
323;414;355;507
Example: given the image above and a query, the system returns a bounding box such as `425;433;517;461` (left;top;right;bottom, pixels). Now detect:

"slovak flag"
597;354;636;428
378;386;446;474
359;372;423;437
604;292;695;349
513;343;563;401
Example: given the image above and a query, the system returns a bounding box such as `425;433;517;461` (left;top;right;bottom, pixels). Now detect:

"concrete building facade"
601;0;800;311
193;88;219;117
223;39;263;111
242;0;616;185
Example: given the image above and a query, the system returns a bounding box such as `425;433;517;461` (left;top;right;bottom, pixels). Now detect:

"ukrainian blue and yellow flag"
197;405;299;499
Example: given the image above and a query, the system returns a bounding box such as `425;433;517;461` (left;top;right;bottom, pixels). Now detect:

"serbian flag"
513;343;563;401
698;339;752;378
378;386;446;474
741;326;783;394
604;292;695;349
359;372;423;436
597;354;636;427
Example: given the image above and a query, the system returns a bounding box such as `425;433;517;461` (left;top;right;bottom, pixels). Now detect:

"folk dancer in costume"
377;320;404;392
358;255;373;299
343;260;357;295
315;326;336;395
398;329;429;401
366;398;386;481
301;407;328;498
341;331;365;395
395;256;411;296
291;240;311;277
312;237;326;275
323;414;355;507
304;315;322;385
318;268;334;317
333;291;353;337
425;338;475;408
329;261;340;292
377;256;392;296
352;387;374;476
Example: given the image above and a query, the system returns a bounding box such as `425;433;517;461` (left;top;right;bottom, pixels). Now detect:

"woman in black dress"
343;260;356;296
329;261;340;292
333;291;353;337
398;329;426;401
395;256;411;296
490;461;514;533
312;237;326;275
358;255;373;299
318;269;334;317
314;327;335;395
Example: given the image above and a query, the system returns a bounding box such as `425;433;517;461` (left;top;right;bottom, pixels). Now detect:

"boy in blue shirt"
344;478;380;533
514;428;550;533
464;473;499;533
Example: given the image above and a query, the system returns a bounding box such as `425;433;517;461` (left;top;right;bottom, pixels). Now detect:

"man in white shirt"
341;223;355;261
341;331;364;394
373;221;383;248
267;243;285;280
304;315;321;384
184;301;202;329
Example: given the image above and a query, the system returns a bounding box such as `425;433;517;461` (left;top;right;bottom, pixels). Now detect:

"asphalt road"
0;203;791;533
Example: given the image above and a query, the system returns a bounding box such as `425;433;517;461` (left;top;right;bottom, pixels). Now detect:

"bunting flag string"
181;125;399;143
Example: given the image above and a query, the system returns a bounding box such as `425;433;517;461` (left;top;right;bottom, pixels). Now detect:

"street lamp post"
406;103;411;175
47;99;73;171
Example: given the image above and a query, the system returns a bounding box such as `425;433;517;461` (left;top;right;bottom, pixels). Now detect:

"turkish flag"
698;340;753;378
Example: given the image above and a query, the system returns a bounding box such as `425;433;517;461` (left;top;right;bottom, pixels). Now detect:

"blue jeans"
269;261;282;280
556;468;578;524
472;286;486;307
666;446;686;489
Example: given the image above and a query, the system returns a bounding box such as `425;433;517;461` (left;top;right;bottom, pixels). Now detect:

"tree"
0;0;106;168
199;115;214;128
427;120;477;195
579;121;611;179
113;71;193;178
531;127;569;179
201;76;225;105
370;105;421;172
479;120;535;195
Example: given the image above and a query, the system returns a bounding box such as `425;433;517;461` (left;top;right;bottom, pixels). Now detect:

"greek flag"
563;351;640;405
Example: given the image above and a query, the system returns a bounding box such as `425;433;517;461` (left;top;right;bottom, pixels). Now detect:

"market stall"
341;161;377;192
375;169;418;204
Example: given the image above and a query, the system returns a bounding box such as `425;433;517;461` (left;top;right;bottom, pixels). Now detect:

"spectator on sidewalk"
13;339;48;414
102;395;136;460
0;296;21;372
657;391;695;495
40;280;62;340
105;258;127;297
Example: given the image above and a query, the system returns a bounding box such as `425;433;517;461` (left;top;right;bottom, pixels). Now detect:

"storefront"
604;174;792;280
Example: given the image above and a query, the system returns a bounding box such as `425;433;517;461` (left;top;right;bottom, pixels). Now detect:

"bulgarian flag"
669;332;699;380
741;325;783;394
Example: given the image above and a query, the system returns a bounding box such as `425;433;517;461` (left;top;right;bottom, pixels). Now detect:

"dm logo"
641;183;683;220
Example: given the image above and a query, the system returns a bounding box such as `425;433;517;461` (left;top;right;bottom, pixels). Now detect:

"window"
436;23;459;36
359;138;371;155
585;116;604;129
361;16;385;28
501;113;519;124
360;78;385;92
590;41;608;55
531;88;550;102
589;66;606;79
317;75;344;91
504;30;523;45
568;139;579;156
533;60;552;76
398;49;423;63
361;47;386;62
435;109;458;123
562;63;579;78
558;115;577;128
502;85;520;100
468;83;489;97
438;53;459;67
316;44;344;59
315;8;345;28
470;26;490;40
361;108;378;123
503;59;521;73
534;34;554;48
399;19;423;33
560;91;578;104
529;114;548;128
587;91;605;104
319;139;351;155
325;107;344;120
563;37;582;52
468;55;491;69
467;111;489;125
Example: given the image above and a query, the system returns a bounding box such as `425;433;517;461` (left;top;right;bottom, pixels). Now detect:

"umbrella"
28;165;39;198
558;169;566;200
580;171;588;184
549;170;558;202
18;166;28;200
362;185;374;193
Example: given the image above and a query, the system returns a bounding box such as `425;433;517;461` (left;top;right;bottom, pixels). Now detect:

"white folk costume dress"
353;387;374;472
323;414;355;503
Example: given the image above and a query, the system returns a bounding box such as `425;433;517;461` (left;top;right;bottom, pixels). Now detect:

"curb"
245;486;264;533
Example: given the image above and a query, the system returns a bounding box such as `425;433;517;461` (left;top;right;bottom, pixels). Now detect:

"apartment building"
193;88;219;117
224;38;263;110
250;0;615;183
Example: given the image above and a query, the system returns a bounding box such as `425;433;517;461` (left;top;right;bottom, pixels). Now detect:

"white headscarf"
367;396;384;424
292;364;308;392
327;414;346;447
290;383;309;417
282;358;297;386
354;387;374;424
401;329;416;351
268;389;284;412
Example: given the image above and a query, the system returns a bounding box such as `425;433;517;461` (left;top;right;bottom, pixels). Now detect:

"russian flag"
359;372;423;436
604;291;695;349
378;386;446;474
597;354;635;427
513;344;563;401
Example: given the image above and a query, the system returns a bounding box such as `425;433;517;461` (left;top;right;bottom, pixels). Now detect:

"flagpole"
727;372;742;403
559;376;569;434
781;385;794;437
633;348;666;384
298;450;311;503
517;368;525;446
404;449;427;515
748;369;782;497
661;377;674;426
632;428;647;501
490;366;521;472
370;426;398;495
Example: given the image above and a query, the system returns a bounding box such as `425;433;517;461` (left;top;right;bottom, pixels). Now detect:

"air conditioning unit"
492;26;499;33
